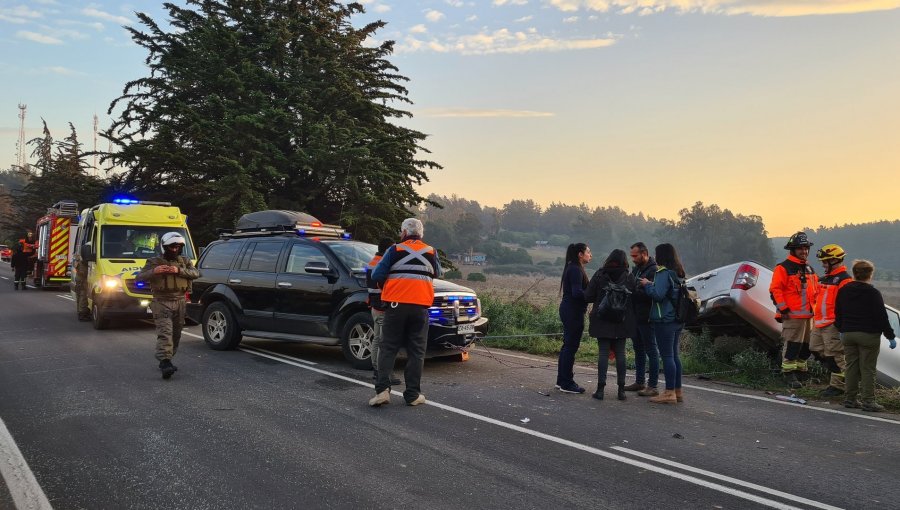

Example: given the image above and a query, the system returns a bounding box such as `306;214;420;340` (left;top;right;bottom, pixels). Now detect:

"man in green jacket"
135;232;199;379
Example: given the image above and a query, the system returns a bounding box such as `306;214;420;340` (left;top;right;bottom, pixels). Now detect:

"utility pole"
16;103;27;172
93;114;99;177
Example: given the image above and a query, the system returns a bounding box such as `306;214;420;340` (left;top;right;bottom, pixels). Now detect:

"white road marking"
55;295;74;301
479;347;900;426
241;345;317;365
612;446;841;510
241;347;837;510
0;276;8;280
0;416;53;510
182;331;203;339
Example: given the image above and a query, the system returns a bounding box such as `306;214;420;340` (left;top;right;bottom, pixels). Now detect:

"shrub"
467;272;487;282
731;349;777;388
444;269;462;279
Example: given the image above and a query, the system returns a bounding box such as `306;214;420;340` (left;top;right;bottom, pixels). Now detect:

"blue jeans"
557;302;585;386
632;322;659;387
652;321;683;390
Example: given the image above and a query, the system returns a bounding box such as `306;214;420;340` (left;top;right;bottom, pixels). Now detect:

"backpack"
671;275;700;324
595;281;632;323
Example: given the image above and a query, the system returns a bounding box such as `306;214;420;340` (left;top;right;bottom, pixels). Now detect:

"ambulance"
72;198;196;329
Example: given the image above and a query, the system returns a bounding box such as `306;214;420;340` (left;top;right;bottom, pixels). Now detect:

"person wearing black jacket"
625;242;659;396
585;249;637;401
555;243;592;394
10;245;30;290
834;259;896;412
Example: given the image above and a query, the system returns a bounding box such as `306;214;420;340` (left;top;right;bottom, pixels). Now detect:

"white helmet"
161;232;187;246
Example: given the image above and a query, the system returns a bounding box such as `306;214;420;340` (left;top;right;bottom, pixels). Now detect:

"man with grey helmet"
135;232;199;379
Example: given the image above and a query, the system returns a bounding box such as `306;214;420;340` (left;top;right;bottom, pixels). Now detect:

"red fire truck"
33;200;79;288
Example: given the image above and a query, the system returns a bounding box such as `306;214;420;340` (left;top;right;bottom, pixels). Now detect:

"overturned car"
687;261;900;386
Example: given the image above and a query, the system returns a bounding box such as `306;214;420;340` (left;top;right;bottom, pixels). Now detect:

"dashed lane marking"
240;347;840;510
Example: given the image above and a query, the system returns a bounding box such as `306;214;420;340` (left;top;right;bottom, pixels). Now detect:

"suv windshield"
322;240;376;271
101;226;195;259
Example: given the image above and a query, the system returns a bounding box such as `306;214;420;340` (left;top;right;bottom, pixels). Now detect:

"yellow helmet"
816;244;845;262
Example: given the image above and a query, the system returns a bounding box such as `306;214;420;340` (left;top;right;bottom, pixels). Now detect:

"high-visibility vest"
365;254;384;311
18;238;34;254
813;266;851;328
381;239;436;307
769;255;819;320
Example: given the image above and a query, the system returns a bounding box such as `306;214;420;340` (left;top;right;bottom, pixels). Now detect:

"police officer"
769;231;819;388
368;218;441;407
135;232;199;379
810;244;852;398
73;249;91;321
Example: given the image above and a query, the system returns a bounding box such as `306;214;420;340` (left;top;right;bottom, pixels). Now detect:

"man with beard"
135;232;199;379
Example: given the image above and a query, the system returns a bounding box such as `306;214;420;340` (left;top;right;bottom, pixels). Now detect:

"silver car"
688;261;900;386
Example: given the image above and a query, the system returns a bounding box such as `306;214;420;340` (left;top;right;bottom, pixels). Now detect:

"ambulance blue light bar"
113;197;140;205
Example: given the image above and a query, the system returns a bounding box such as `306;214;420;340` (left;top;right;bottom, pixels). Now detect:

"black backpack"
595;281;631;323
671;275;700;325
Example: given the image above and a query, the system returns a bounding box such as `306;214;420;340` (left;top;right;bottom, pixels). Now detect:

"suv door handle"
228;279;242;284
277;282;292;288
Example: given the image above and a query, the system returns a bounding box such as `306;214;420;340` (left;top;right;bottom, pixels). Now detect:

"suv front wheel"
340;311;375;370
202;302;242;350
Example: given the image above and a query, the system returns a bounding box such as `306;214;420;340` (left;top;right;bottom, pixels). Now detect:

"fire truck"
33;200;79;288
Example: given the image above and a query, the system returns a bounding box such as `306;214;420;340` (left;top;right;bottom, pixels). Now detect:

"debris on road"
672;433;683;439
774;394;807;405
520;418;530;424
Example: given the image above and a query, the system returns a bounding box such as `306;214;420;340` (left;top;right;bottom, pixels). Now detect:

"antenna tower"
16;103;27;171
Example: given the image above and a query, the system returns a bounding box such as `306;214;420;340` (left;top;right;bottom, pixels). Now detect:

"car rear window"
200;242;241;270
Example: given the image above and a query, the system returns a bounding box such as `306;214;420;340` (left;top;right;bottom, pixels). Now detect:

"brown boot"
649;389;677;404
675;388;683;402
623;382;645;392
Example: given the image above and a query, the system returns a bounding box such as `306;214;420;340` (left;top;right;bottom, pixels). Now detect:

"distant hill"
771;221;900;275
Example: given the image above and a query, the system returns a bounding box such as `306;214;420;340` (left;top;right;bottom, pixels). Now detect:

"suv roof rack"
224;210;349;239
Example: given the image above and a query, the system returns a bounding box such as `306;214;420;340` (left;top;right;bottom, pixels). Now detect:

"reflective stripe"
393;263;435;273
387;273;433;282
390;244;435;275
367;289;382;294
775;302;787;309
819;287;829;324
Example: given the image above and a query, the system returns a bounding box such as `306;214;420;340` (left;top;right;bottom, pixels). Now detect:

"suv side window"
240;242;283;272
286;244;329;274
201;242;241;270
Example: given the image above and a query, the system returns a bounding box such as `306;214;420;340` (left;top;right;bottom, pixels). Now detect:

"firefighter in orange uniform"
810;244;852;398
18;231;35;274
368;218;441;407
769;232;819;388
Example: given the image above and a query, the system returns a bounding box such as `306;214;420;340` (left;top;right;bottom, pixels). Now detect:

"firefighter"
18;231;35;275
11;245;30;290
810;244;852;398
365;238;400;386
135;232;199;379
368;218;442;407
769;231;819;388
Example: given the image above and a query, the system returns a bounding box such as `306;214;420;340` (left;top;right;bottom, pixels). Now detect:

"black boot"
592;384;605;400
617;385;626;401
159;359;176;379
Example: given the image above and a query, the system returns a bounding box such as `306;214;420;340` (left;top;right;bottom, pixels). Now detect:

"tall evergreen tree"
104;0;439;243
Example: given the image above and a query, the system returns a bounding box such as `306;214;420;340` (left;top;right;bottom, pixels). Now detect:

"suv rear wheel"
202;302;242;350
340;311;375;370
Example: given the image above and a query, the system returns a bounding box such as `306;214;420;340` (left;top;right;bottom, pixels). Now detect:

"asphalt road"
0;263;898;510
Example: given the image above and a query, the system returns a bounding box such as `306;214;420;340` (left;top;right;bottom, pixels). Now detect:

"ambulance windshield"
100;226;194;259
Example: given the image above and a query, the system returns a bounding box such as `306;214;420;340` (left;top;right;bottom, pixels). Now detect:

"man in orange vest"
365;238;400;386
810;244;852;398
769;232;819;388
368;218;441;407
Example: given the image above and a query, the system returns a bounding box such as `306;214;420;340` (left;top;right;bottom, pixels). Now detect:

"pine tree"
104;0;439;243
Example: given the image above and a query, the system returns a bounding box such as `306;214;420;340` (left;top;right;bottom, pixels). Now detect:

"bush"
444;269;462;279
467;272;486;282
731;349;776;388
537;260;553;266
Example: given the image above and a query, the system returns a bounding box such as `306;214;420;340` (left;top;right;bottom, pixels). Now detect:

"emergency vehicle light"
113;197;140;205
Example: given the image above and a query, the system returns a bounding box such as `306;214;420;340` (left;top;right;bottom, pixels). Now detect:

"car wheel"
202;302;242;350
92;302;109;330
340;311;375;370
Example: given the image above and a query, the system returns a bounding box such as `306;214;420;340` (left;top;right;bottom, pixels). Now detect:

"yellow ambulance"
72;198;196;329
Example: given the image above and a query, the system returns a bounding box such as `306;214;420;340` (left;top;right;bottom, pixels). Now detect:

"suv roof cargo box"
236;210;320;232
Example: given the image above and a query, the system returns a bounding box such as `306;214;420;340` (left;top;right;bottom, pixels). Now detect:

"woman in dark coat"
556;243;592;394
585;249;636;401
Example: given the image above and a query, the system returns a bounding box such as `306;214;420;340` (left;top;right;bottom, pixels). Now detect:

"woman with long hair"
556;243;592;393
639;243;686;404
585;249;636;401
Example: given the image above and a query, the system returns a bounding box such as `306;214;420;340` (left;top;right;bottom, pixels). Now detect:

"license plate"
457;323;475;335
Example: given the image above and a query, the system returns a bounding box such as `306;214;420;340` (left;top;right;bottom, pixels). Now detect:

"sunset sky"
1;0;899;236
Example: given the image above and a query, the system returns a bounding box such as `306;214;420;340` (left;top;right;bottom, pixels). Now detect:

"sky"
1;0;899;236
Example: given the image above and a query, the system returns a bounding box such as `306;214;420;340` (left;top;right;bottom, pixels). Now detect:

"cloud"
374;4;391;13
0;5;44;23
57;19;105;31
425;9;445;22
466;14;479;21
543;0;900;17
16;30;62;44
514;15;534;21
397;28;617;55
445;0;466;6
494;0;529;5
563;16;579;22
81;7;132;25
410;24;428;33
43;66;84;76
419;108;555;118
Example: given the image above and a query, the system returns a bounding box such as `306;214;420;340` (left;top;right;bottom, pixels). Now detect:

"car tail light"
732;264;758;290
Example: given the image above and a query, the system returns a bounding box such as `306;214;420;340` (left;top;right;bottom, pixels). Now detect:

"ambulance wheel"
92;303;110;330
202;302;242;350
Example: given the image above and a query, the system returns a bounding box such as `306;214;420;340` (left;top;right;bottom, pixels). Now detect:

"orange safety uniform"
18;238;35;254
769;255;819;320
381;239;437;307
813;265;851;328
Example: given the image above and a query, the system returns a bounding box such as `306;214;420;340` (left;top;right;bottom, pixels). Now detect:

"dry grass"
449;273;562;306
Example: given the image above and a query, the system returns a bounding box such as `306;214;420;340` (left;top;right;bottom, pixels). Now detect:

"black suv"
187;211;488;369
